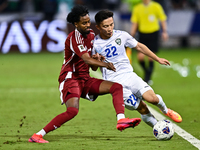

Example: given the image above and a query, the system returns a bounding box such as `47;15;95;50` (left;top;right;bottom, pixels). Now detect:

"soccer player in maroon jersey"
28;5;141;143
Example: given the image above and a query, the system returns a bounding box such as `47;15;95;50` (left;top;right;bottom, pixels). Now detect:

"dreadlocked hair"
67;5;89;25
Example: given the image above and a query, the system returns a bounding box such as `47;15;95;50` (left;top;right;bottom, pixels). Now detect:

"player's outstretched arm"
91;54;99;71
81;53;116;71
91;53;106;71
134;42;170;66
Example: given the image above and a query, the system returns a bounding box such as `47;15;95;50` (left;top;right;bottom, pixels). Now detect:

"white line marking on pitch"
90;69;200;150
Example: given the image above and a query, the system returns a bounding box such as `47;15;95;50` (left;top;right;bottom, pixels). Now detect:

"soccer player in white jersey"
92;10;182;127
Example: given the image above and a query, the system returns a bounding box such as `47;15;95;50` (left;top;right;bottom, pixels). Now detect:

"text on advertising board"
0;20;67;53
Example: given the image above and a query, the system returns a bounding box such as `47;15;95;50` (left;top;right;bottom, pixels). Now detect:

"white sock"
36;129;46;137
141;112;157;127
117;113;125;121
156;94;168;114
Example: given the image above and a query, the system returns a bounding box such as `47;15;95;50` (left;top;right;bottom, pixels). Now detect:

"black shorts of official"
138;31;159;53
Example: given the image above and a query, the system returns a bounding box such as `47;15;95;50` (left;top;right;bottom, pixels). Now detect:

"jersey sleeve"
123;31;138;48
156;3;167;21
70;33;88;58
93;35;103;54
130;6;139;23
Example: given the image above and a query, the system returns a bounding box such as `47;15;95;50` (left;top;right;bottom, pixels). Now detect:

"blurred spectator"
0;0;22;13
0;0;8;12
104;0;121;10
154;0;168;14
42;0;58;21
170;0;185;9
33;0;43;12
84;0;104;10
84;0;120;10
55;0;74;20
121;0;141;12
170;0;199;10
21;0;34;13
75;0;85;5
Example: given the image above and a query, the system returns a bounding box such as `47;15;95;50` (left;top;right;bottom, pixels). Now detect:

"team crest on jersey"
78;44;86;52
96;46;102;53
115;38;121;45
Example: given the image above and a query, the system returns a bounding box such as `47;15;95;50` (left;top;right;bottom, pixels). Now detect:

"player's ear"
74;22;78;28
95;25;100;30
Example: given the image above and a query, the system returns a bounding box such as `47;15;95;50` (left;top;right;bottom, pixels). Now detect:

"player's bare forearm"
161;21;168;41
90;54;100;71
82;53;116;71
91;53;107;71
135;42;170;66
130;23;138;37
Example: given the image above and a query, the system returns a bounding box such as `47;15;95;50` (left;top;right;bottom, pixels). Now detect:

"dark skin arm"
81;53;115;71
91;53;106;71
90;55;99;71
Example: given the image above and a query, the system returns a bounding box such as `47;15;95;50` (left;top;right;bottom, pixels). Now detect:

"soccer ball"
153;120;174;140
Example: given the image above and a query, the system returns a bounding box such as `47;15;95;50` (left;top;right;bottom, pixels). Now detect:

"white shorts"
109;72;153;110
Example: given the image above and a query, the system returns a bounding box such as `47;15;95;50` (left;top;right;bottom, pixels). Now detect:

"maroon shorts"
59;77;104;104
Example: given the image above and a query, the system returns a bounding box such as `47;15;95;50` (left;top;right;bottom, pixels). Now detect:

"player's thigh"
128;72;153;98
123;72;150;97
59;79;82;104
98;80;116;94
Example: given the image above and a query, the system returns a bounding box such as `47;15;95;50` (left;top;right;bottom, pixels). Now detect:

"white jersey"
93;30;138;82
93;29;153;110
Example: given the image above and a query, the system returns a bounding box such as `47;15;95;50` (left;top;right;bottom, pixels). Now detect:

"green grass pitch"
0;48;199;150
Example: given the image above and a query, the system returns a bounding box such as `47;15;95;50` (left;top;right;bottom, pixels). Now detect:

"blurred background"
0;0;200;53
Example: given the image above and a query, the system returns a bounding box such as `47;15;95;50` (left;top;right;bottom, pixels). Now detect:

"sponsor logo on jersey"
78;44;86;52
115;38;121;45
106;44;112;47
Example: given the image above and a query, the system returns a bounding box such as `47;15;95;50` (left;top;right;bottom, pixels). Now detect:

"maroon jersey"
59;29;95;83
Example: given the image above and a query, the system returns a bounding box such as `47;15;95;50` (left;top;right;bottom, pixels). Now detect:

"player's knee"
110;83;123;93
144;93;159;105
66;107;79;119
149;95;159;104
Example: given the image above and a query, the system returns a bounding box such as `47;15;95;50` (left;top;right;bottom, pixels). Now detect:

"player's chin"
107;34;112;38
85;29;90;34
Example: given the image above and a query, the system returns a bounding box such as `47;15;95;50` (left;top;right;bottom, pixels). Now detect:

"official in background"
130;0;168;84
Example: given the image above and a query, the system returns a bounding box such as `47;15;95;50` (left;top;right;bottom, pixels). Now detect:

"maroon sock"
109;83;124;115
43;107;78;133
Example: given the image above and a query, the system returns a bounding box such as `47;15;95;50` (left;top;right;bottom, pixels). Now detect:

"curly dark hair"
67;5;89;25
95;10;113;26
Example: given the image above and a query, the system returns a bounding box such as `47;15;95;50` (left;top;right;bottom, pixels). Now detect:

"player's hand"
92;53;105;62
158;58;170;66
162;32;168;41
92;53;100;61
105;62;116;72
99;55;105;62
